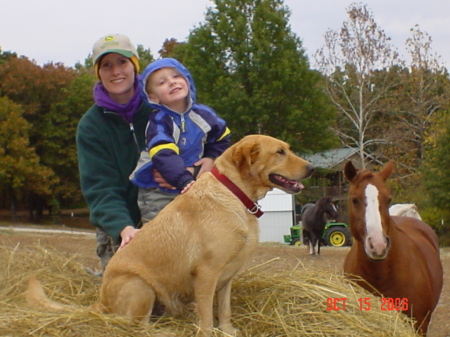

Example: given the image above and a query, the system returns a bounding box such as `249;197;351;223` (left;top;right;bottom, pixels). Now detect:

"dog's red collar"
211;167;264;218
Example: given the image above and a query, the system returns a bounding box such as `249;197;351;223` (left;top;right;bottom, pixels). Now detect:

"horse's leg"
310;235;316;255
303;229;312;254
317;236;321;255
317;228;324;255
306;236;312;254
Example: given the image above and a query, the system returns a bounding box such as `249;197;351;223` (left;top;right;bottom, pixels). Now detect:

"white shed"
257;189;295;243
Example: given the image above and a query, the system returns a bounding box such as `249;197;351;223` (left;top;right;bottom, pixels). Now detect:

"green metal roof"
302;148;358;170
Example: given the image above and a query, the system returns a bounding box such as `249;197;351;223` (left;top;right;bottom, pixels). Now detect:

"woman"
76;34;152;273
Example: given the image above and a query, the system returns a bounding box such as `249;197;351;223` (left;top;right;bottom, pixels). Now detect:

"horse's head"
344;161;394;261
317;197;338;221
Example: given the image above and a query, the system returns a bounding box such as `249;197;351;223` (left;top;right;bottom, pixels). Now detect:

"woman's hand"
118;225;140;250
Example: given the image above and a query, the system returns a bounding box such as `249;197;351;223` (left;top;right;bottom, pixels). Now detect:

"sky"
1;0;449;70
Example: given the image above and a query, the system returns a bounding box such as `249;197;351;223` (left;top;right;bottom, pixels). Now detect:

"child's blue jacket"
130;58;230;192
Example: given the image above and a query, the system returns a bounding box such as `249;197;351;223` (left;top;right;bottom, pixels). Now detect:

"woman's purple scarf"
93;75;142;123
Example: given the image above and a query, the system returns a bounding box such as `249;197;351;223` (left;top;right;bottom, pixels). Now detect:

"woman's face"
98;53;135;104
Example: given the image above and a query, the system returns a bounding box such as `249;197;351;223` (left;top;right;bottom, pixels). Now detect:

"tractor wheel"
292;238;301;246
325;227;351;247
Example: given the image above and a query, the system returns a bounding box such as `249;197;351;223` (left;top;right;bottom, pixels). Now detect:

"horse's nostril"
368;237;374;250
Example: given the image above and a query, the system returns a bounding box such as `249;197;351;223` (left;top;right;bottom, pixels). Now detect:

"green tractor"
283;222;352;247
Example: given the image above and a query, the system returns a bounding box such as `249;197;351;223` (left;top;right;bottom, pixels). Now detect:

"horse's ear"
344;161;358;182
378;160;394;181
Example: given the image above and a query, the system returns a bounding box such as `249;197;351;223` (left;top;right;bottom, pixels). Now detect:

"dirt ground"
0;225;449;337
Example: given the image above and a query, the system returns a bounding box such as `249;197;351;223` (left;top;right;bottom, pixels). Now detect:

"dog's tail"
26;276;71;310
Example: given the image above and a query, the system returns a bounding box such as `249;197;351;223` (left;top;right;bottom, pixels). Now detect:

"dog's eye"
277;149;286;155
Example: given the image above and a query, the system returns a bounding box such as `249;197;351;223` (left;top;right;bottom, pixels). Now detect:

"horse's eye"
277;149;285;155
352;198;359;206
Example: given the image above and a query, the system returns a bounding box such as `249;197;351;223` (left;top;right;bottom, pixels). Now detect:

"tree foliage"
159;38;182;58
173;0;338;152
0;54;94;218
0;96;57;218
387;25;450;175
41;69;97;204
421;112;450;236
136;45;154;71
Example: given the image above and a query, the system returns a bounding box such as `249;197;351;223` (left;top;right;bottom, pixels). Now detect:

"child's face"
146;67;189;112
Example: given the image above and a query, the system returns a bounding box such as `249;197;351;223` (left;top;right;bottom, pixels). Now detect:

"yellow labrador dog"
28;135;314;336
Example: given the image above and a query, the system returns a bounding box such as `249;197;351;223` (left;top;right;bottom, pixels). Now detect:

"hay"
0;244;418;337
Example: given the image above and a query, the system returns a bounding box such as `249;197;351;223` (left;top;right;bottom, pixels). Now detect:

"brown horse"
343;161;443;335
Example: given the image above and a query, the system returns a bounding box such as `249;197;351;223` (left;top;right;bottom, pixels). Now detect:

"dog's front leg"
217;279;238;335
194;268;219;337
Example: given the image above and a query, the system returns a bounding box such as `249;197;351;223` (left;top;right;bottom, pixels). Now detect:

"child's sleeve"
146;113;194;190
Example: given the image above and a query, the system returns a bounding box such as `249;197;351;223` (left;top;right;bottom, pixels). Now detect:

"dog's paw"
219;324;240;336
84;266;103;277
152;332;176;337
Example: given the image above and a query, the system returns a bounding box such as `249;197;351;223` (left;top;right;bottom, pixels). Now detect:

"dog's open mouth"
269;174;304;193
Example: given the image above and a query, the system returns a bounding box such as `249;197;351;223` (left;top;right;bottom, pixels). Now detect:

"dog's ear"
231;142;261;175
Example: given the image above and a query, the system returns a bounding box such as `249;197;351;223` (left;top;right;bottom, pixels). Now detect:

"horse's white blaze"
364;184;387;256
331;204;337;220
365;184;382;233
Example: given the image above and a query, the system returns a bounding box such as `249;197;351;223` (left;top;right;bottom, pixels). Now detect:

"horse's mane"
316;196;330;205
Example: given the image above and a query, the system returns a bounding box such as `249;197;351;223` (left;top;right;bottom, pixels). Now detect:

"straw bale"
0;244;418;337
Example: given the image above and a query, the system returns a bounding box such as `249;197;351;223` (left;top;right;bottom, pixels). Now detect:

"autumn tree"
159;38;182;58
315;3;404;167
0;49;17;65
41;69;97;207
173;0;338;153
0;97;57;220
0;54;82;218
388;26;449;174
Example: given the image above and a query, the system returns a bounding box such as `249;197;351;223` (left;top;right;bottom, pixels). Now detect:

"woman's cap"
92;34;140;77
92;34;139;64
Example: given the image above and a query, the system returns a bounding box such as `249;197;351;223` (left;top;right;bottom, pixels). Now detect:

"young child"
130;58;231;222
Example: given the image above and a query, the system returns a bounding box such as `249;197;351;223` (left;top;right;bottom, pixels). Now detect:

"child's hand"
153;169;176;190
181;181;195;194
193;158;214;177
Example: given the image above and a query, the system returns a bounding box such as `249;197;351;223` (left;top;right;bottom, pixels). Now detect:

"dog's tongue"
295;182;305;190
